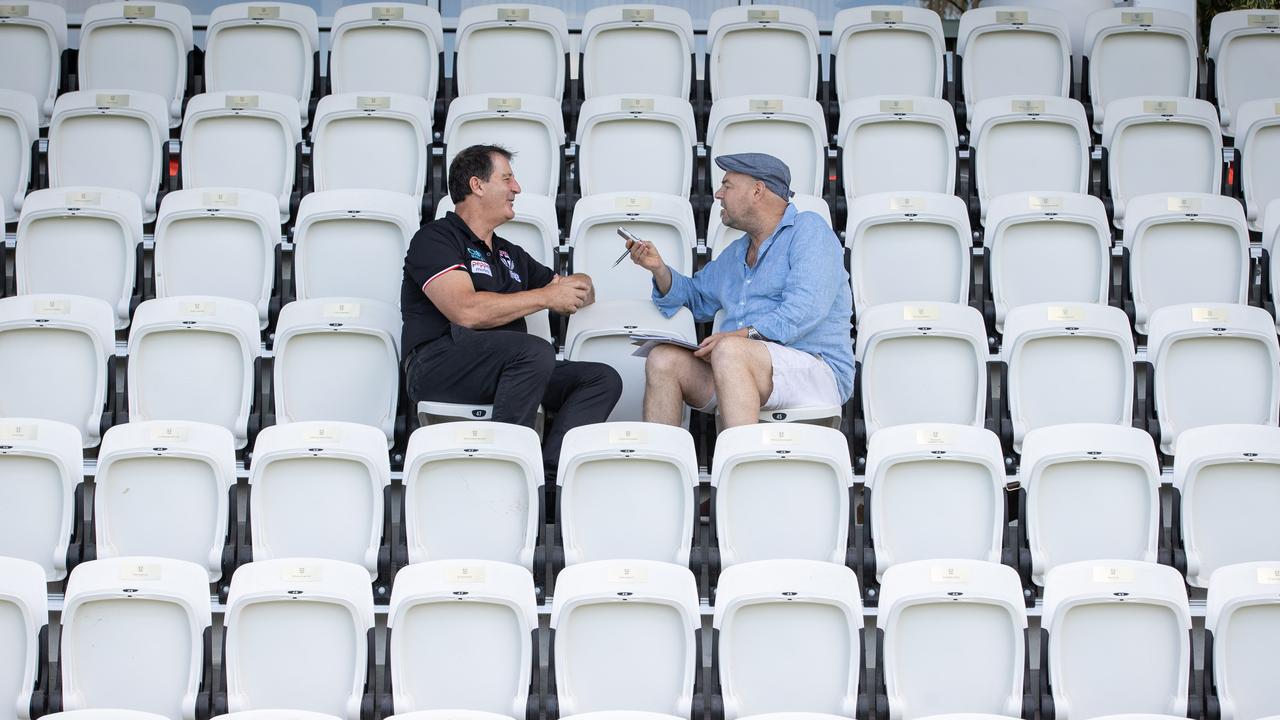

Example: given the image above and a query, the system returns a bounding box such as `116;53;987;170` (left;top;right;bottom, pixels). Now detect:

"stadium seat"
876;559;1031;720
830;6;945;103
402;422;543;569
1101;96;1223;230
708;194;831;261
1085;8;1199;133
580;5;694;100
0;418;81;581
568;192;696;303
836;96;958;203
1146;303;1280;455
1208;9;1280;137
126;296;262;449
1122;193;1249;334
59;557;212;720
845;192;971;312
222;558;375;720
436;192;558;269
0;294;116;448
42;713;172;720
271;298;400;442
204;2;319;124
970;96;1091;222
0;89;37;222
706;96;827;198
310;93;432;208
984;192;1111;333
16;186;143;330
48;90;168;223
216;713;342;720
296;190;419;308
385;560;538;718
564;300;696;423
710;423;853;571
1234;98;1280;232
1040;560;1193;720
0;557;48;720
556;714;684;720
956;7;1072;128
548;559;701;717
980;0;1114;76
246;421;390;580
706;5;819;101
1172;425;1280;588
1000;302;1135;450
180;91;302;223
1267;200;1280;327
855;302;989;435
1204;561;1280;720
329;3;444;109
0;0;66;126
154;188;282;329
77;2;193;127
555;422;698;567
1019;423;1160;587
443;93;565;199
94;420;236;582
575;95;696;198
455;4;569;101
712;560;865;718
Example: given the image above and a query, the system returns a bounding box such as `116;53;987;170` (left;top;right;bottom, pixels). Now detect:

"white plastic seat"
329;3;444;108
180;92;302;222
1123;193;1249;334
154;188;281;329
878;559;1028;720
1208;10;1280;137
311;93;432;207
956;7;1072;128
564;300;696;423
42;713;171;720
549;559;700;717
1019;424;1160;586
455;4;568;101
94;421;235;582
1102;97;1223;230
707;96;827;198
0;557;47;720
443;93;565;198
831;6;945;103
709;194;830;261
0;0;66;126
837;96;957;202
386;713;515;720
1172;425;1280;588
558;714;684;720
845;192;971;312
247;422;390;579
48;90;168;222
710;423;853;570
126;296;262;449
272;299;400;442
17;186;142;330
215;713;342;720
1204;561;1280;720
1235;98;1280;232
61;558;212;719
1041;560;1193;720
77;2;193;127
402;422;543;569
580;5;693;100
0;418;81;581
706;5;819;101
855;302;988;435
204;2;319;124
1085;8;1199;133
436;192;557;269
1268;199;1280;331
386;560;538;718
979;0;1114;78
1146;303;1280;455
569;192;696;303
984;192;1111;332
0;294;115;448
970;96;1091;222
713;560;864;718
223;558;374;720
1001;302;1135;450
0;89;38;222
296;190;419;308
556;422;698;567
576;95;696;198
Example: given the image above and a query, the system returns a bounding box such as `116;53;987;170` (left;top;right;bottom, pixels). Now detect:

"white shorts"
698;342;842;413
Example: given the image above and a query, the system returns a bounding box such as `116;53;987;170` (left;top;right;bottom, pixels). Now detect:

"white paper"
630;334;701;357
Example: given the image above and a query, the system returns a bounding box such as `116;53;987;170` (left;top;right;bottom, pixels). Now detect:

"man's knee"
646;344;690;381
709;335;758;368
595;362;624;402
510;334;557;376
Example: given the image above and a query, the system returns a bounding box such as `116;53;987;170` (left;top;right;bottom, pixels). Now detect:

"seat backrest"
970;95;1090;220
957;7;1072;126
60;557;211;719
707;96;827;197
443;93;565;198
709;194;831;261
77;2;193;126
576;95;696;197
1086;8;1199;132
435;193;557;269
0;89;38;221
214;712;342;720
42;712;177;720
297;189;419;307
978;0;1114;76
204;2;319;123
837;96;957;202
568;192;695;303
311;92;432;204
706;5;818;101
832;6;944;102
1268;199;1280;327
1205;561;1280;720
0;557;47;720
580;5;693;99
1235;98;1280;232
94;420;236;581
0;418;82;581
1019;423;1160;586
0;1;67;125
1208;10;1280;137
329;3;444;106
455;4;569;100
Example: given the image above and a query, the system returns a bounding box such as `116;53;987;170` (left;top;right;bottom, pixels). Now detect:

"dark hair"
448;144;515;203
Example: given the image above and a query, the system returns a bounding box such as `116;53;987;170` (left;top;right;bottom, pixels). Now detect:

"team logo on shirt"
470;260;493;276
498;249;516;271
467;248;484;260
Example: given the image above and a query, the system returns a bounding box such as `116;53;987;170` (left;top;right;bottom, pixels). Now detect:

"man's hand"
693;328;750;359
542;274;590;314
628;238;673;294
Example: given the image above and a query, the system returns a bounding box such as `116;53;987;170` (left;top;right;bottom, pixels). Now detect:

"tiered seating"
830;6;945;103
575;96;696;197
203;2;320;124
0;0;67;125
706;5;819;101
328;3;445;109
836;96;958;203
1084;7;1199;132
580;5;694;99
77;2;193;127
0;418;82;581
454;4;569;101
956;7;1072;127
310;93;432;207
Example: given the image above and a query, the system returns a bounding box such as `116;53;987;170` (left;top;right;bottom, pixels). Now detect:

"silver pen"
613;227;642;267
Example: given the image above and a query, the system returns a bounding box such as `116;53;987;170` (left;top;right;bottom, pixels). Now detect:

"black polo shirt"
401;211;555;356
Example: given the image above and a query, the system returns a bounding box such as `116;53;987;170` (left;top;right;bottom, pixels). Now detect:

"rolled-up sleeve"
749;217;846;345
652;262;724;321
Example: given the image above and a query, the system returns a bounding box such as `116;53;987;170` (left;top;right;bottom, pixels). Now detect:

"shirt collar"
735;203;798;265
446;211;507;253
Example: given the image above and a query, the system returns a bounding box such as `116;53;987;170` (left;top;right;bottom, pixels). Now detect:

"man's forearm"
457;287;551;329
653;264;673;296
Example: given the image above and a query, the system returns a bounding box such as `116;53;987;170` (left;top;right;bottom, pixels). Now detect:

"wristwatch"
746;326;766;341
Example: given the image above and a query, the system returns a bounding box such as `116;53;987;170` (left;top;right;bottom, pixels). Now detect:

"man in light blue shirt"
626;152;854;427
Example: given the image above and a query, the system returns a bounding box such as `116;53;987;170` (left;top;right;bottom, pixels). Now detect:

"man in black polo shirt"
402;144;622;479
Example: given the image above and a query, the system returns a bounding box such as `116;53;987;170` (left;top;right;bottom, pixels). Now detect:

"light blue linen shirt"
652;204;855;401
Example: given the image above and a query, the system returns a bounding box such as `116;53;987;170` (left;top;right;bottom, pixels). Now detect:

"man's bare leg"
643;344;716;425
709;337;774;428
